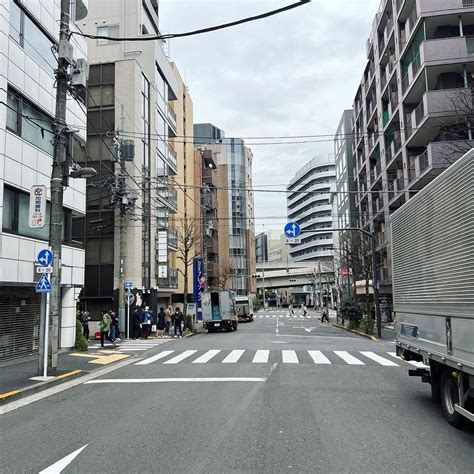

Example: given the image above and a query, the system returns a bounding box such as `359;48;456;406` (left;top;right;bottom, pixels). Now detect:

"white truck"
235;295;254;322
202;290;238;332
390;148;474;428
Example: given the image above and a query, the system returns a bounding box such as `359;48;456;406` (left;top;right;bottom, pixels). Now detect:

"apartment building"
73;0;181;315
256;229;284;263
0;0;88;362
194;124;256;296
351;0;474;296
287;156;336;264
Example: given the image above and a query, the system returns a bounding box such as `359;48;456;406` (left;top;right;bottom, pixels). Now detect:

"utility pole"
48;0;71;371
118;105;127;335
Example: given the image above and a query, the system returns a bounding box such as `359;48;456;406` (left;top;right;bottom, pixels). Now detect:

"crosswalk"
256;314;316;319
89;339;171;352
134;349;427;368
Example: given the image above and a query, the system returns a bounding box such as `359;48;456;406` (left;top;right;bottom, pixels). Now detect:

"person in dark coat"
174;307;184;338
157;307;166;338
132;308;141;339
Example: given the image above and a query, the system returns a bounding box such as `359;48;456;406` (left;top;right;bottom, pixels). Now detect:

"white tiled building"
0;0;88;362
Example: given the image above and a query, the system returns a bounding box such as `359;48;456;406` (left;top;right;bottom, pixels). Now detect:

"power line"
70;1;311;42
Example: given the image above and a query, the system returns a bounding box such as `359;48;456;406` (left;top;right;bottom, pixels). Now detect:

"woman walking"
157;307;166;338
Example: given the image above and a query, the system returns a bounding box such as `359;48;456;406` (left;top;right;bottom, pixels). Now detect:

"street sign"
125;281;133;289
28;185;47;228
341;268;349;277
36;274;52;293
125;294;135;305
36;266;53;274
37;249;53;267
285;237;302;245
284;222;301;238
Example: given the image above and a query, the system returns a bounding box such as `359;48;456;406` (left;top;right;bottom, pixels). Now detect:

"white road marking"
40;445;88;473
192;350;221;364
85;377;266;383
135;350;175;365
222;350;245;363
387;352;429;368
252;350;270;363
307;350;331;364
162;350;198;364
282;350;299;363
360;351;399;366
334;351;365;365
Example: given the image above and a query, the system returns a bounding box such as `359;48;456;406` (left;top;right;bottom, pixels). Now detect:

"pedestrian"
157;307;166;338
288;304;295;317
79;310;90;341
132;307;141;339
320;306;329;323
174;307;184;338
164;305;172;335
99;310;113;348
141;306;152;339
302;304;308;317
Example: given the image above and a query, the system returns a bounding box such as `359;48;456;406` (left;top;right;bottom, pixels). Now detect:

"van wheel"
441;370;466;429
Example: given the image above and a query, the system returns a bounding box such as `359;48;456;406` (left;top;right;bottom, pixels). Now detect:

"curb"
0;369;84;406
332;324;378;341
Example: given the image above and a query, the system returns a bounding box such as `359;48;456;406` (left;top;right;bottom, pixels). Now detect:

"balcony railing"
396;174;405;192
387;181;395;201
158;268;178;289
167;103;177;130
411;51;421;77
167;143;177;171
467;37;474;54
407;162;416;182
414;100;425;125
419;149;428;172
168;228;178;250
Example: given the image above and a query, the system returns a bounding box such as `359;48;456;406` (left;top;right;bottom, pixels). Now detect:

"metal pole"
126;298;130;340
318;262;322;309
43;292;50;378
48;0;71;371
262;265;266;310
118;105;126;331
371;235;381;338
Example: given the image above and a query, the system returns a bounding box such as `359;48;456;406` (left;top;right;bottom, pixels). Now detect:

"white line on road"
360;351;399;366
387;352;429;368
85;378;266;384
252;350;270;363
282;350;299;363
334;351;365;365
222;350;245;363
39;445;88;473
162;350;198;364
192;350;221;364
135;350;175;365
307;350;331;364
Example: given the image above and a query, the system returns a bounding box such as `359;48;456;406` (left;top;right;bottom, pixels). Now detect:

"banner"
193;257;205;306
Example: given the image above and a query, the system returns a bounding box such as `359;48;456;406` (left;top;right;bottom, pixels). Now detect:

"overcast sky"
160;0;379;234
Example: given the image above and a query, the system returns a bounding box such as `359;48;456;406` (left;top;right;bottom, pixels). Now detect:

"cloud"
160;0;379;231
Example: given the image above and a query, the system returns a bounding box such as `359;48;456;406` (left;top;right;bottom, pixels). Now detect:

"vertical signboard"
29;185;47;228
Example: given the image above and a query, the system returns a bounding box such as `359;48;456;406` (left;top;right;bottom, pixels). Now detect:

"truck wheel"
440;370;465;428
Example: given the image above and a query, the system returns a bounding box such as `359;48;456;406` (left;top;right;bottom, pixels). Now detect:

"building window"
6;87;54;155
96;25;119;46
9;0;56;72
2;186;73;243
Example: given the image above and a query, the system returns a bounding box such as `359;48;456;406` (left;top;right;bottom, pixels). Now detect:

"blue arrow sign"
284;222;301;238
125;281;133;289
36;274;52;293
37;249;53;267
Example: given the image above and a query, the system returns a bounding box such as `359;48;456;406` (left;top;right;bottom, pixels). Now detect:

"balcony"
157;183;178;213
287;180;332;207
167;103;177;133
158;268;178;290
167;143;177;174
168;227;178;251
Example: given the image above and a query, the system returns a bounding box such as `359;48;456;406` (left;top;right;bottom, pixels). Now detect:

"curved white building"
287;156;336;262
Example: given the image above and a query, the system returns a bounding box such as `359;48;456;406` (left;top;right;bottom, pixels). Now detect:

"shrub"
359;314;375;335
253;297;263;312
74;319;88;351
339;298;363;326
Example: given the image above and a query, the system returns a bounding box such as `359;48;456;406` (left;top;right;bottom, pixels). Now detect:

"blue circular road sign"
284;222;301;238
37;249;53;267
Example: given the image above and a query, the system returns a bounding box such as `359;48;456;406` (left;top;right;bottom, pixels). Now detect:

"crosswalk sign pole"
43;292;50;378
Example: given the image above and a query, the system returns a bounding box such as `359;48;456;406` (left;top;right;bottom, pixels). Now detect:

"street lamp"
69;166;97;179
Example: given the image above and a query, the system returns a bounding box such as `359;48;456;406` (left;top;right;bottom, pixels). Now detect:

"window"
2;186;72;243
6;87;54;155
9;1;56;72
97;25;119;46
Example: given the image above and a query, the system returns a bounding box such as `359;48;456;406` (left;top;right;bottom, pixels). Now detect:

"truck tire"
440;370;465;429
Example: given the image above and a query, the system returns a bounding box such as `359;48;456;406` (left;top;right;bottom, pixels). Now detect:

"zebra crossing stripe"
387;352;428;368
162;350;198;364
222;350;245;363
282;350;299;363
360;351;399;366
192;350;221;364
307;350;331;364
135;351;175;365
334;351;365;365
252;350;270;363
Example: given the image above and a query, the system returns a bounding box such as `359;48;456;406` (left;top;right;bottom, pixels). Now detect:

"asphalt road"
1;309;472;473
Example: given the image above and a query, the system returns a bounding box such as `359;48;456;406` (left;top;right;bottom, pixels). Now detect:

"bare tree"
176;219;200;317
216;259;232;290
320;250;345;305
340;230;373;315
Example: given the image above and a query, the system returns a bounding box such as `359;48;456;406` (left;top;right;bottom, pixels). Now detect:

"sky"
159;0;379;234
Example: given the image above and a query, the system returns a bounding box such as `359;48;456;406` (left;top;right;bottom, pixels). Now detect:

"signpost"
36;249;53;378
284;221;301;245
124;281;133;339
28;185;47;228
